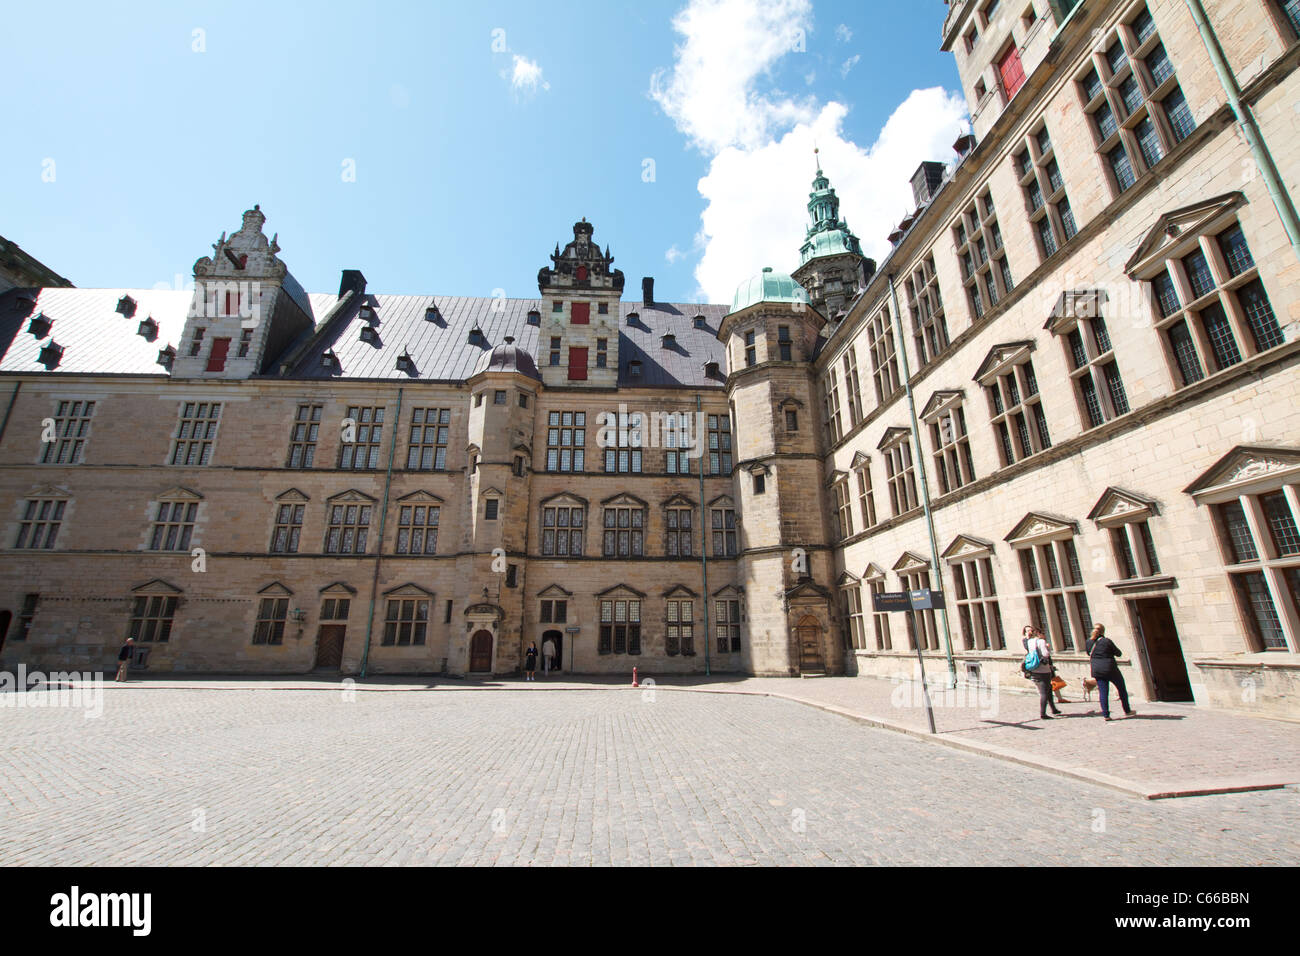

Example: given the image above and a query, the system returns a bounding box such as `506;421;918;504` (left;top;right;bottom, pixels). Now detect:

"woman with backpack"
1022;625;1062;720
1086;623;1136;721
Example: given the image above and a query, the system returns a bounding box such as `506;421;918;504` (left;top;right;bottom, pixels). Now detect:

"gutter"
359;385;403;677
697;393;711;676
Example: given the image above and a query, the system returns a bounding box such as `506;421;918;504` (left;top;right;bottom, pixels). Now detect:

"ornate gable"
877;426;911;451
941;534;996;560
1005;512;1079;546
892;551;930;572
850;451;870;469
1124;191;1246;277
836;570;861;587
1185;445;1300;500
920;389;964;422
1088;487;1160;526
974;341;1035;384
1045;289;1108;333
863;562;887;580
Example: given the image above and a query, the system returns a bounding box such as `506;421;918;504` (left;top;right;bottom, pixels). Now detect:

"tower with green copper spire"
791;150;874;321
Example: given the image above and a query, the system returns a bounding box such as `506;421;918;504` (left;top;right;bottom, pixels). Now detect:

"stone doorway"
470;629;494;673
1130;597;1193;702
315;625;345;671
541;629;563;675
796;615;825;674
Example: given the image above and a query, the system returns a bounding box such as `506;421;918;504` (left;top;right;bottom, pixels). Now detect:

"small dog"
1082;677;1098;701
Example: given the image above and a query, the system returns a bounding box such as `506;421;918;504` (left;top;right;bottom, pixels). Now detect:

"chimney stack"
642;276;655;306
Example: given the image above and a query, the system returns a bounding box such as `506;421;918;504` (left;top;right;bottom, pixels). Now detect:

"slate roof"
0;286;730;388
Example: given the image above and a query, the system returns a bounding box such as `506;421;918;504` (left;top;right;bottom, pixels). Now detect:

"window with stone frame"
1015;122;1079;262
406;407;451;470
170;401;222;466
540;598;568;624
15;498;66;549
666;596;695;656
1137;217;1285;389
711;505;738;556
665;503;694;557
546;410;586;472
1090;489;1164;583
598;596;641;655
955;190;1014;320
382;598;429;646
866;573;893;651
842;346;864;426
339;405;384;470
715;596;743;653
320;597;351;621
922;392;976;494
602;499;646;557
541;499;585;556
603;410;643;474
832;477;854;539
777;325;793;362
395;501;440;555
881;429;920;516
270;501;304;553
548;337;562;366
706;414;733;475
842;579;867;650
664;424;693;474
905;255;950;367
325;500;372;554
822;366;844;444
287;403;322;468
41;399;95;464
252;596;289;645
945;543;1006;651
865;306;901;404
1047;290;1131;430
1189;451;1300;652
149;497;198;551
977;344;1051;467
1009;517;1093;652
897;561;940;651
129;594;178;643
744;330;757;367
1078;4;1194;199
1275;0;1300;40
854;458;878;531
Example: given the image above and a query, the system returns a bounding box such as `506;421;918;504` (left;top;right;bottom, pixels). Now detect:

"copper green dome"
729;267;810;314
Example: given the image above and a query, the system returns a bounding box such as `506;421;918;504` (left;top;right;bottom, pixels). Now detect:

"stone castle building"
1;0;1298;717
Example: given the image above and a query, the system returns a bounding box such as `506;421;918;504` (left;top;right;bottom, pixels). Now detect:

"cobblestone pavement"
1;686;1298;865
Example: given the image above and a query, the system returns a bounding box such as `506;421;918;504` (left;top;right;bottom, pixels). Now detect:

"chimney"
910;161;947;207
339;269;367;300
642;276;655;306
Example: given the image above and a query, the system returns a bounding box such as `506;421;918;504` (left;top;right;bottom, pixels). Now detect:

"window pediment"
601;492;648;509
863;562;887;581
396;490;444;504
1124;191;1246;278
712;583;745;597
156;485;203;501
1185;445;1300;501
1005;511;1079;546
825;470;849;486
596;583;646;598
747;463;770;476
26;483;71;499
892;551;930;573
850;451;870;470
1088;486;1160;526
778;397;805;409
836;570;861;587
132;578;183;595
974;341;1035;384
383;583;435;598
479;486;504;498
1045;289;1108;334
877;426;911;451
275;488;310;502
920;389;964;422
662;493;696;509
538;583;573;598
707;493;735;509
941;534;995;561
319;581;357;595
327;488;377;503
662;584;698;598
540;491;588;509
257;581;294;596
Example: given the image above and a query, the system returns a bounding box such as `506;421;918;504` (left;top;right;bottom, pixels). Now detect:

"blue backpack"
1021;640;1043;677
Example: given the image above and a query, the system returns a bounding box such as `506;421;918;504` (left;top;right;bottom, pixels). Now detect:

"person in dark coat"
524;642;538;682
1086;624;1136;720
115;637;135;682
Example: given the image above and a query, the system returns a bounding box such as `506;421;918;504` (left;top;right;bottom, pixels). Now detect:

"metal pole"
360;386;403;678
697;393;711;676
1184;0;1300;259
886;274;957;688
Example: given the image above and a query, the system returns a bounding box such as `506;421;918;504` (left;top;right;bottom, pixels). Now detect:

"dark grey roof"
485;340;542;381
0;287;729;388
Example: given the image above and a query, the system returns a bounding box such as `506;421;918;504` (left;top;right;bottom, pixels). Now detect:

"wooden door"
567;347;588;381
315;625;345;670
470;629;494;672
796;616;824;672
1133;598;1193;702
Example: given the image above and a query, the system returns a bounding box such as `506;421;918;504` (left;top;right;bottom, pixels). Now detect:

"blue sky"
4;0;966;306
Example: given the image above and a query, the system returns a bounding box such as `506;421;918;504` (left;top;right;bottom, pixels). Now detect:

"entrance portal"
470;629;494;673
315;625;345;671
542;629;563;674
796;615;825;673
1130;597;1193;702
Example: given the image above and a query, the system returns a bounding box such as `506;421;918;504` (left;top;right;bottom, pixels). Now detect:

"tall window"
955;191;1013;319
396;503;439;554
665;426;693;474
1207;486;1300;651
855;462;877;530
603;504;645;557
867;577;892;650
599;598;641;655
540;598;568;623
546;411;586;472
339;406;384;470
1016;533;1092;652
1109;519;1161;580
899;567;939;651
711;507;738;556
906;256;949;367
744;330;757;367
982;351;1051;466
665;506;693;557
882;433;919;516
548;337;561;366
843;347;863;426
170;402;221;466
666;599;694;656
270;502;304;553
865;308;901;404
17;593;39;641
843;583;867;650
407;408;450;470
383;599;429;646
925;399;976;494
541;502;585;556
129;594;178;643
715;598;742;653
41;400;94;464
325;502;371;554
706;415;732;475
149;499;198;551
287;404;321;468
777;325;793;361
1143;221;1284;388
603;412;643;473
948;554;1005;651
1079;5;1194;198
1016;124;1078;262
833;479;854;539
15;498;66;549
822;367;844;443
252;597;289;646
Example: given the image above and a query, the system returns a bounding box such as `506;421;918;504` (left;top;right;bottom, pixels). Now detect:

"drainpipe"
360;386;403;678
696;393;711;676
887;275;957;689
1184;0;1300;260
0;381;22;446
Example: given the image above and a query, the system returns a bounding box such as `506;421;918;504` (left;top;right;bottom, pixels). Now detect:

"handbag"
1050;675;1067;691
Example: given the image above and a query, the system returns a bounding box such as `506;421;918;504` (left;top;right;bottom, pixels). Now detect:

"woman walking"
1086;624;1136;720
1022;625;1062;720
524;641;538;681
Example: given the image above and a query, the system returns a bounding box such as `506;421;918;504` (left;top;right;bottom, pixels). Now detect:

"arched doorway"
469;629;494;673
796;615;824;674
542;629;563;675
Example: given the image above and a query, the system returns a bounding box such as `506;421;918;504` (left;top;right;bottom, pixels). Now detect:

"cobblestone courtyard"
2;686;1298;865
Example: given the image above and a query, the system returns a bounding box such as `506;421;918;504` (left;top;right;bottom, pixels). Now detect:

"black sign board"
908;588;946;610
871;590;913;613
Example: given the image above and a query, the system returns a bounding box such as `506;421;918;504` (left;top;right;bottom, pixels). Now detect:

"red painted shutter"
998;45;1025;100
568;347;588;381
206;337;231;371
571;302;590;325
575;265;588;281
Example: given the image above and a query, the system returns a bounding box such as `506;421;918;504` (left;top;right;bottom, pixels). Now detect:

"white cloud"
665;245;686;264
835;23;852;43
804;70;816;85
840;54;860;79
509;54;550;93
650;0;970;304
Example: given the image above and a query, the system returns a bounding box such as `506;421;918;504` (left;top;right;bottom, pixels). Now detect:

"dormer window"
157;345;176;369
359;305;375;320
628;360;642;377
28;313;52;338
237;328;253;357
425;305;443;323
597;303;609;315
38;341;64;367
468;327;485;345
694;315;707;329
527;310;540;325
627;312;639;325
360;325;378;344
704;361;720;378
396;351;414;372
662;333;676;348
137;316;159;340
116;295;136;318
320;349;338;370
